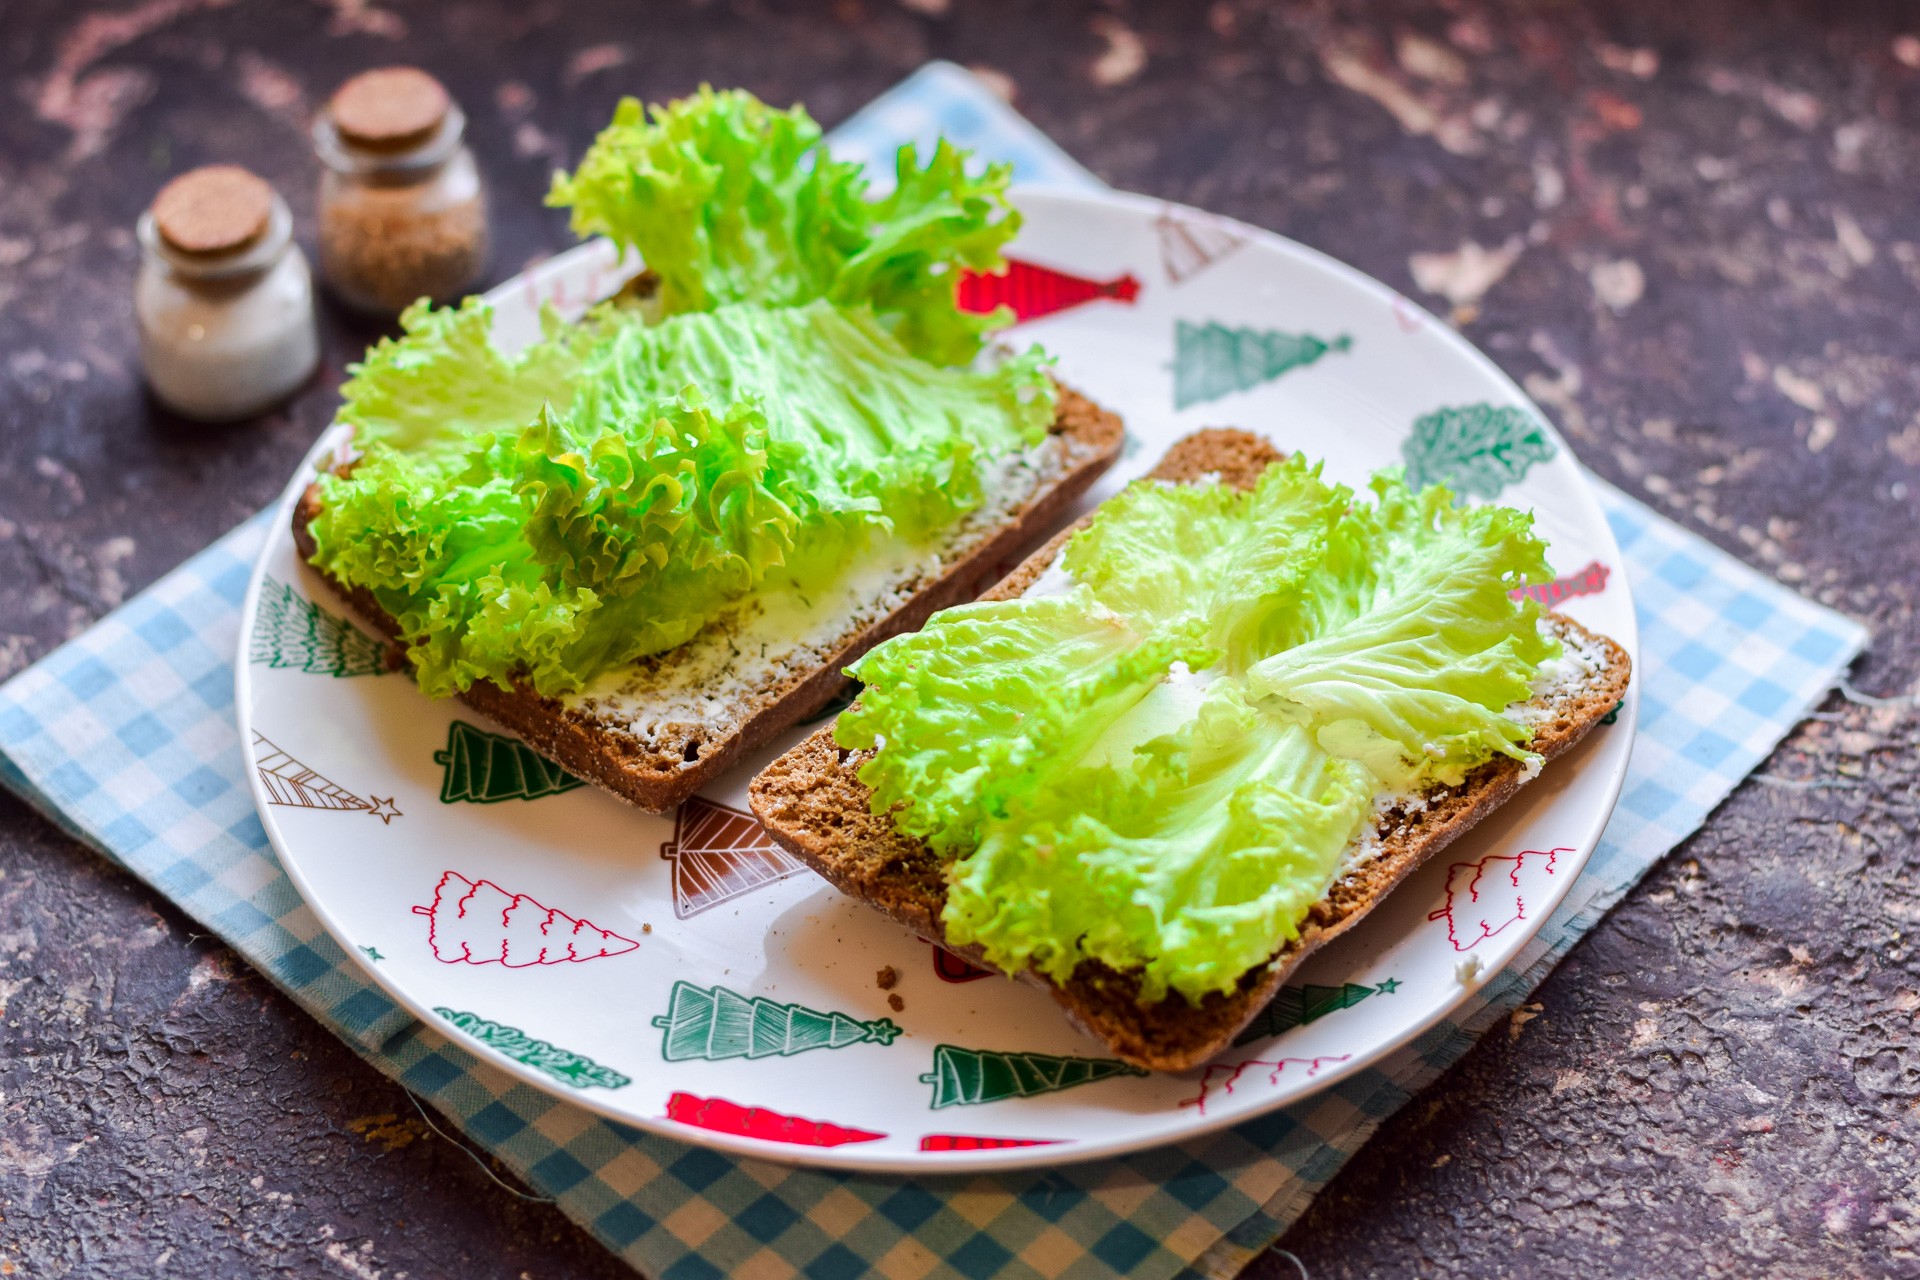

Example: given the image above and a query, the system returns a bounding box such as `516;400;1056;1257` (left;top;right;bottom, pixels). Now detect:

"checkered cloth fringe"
0;63;1867;1280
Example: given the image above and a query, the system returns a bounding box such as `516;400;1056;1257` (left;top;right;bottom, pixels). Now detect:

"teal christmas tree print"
249;577;389;677
1401;402;1557;499
1173;320;1352;409
920;1044;1146;1108
1232;978;1400;1046
434;1008;630;1090
434;720;585;803
652;981;900;1061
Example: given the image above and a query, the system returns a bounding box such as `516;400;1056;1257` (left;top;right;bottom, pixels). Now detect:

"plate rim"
236;184;1639;1174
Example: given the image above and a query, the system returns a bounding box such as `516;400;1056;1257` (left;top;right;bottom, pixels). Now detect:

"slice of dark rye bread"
747;428;1633;1073
290;381;1124;813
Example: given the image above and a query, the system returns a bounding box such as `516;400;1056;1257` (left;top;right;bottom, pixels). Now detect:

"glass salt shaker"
134;165;320;422
313;66;489;314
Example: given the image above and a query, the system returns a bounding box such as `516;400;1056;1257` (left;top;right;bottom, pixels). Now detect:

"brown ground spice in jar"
314;66;488;312
319;186;486;312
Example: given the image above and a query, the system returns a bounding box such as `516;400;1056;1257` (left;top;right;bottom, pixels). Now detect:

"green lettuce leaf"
548;87;1021;365
312;87;1057;701
336;297;610;458
568;300;1053;544
1243;472;1558;790
309;301;1054;697
943;684;1374;1002
1062;456;1369;671
838;462;1557;1002
839;592;1217;855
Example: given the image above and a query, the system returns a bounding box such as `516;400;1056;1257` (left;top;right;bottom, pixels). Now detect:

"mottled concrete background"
2;2;1916;1277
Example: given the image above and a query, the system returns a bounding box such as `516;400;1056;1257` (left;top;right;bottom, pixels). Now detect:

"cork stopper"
329;67;451;150
150;165;274;255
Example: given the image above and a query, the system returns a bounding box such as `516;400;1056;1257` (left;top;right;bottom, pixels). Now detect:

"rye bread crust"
747;429;1633;1072
291;381;1125;813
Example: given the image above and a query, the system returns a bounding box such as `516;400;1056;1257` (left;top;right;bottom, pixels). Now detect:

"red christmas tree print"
661;796;809;919
1426;847;1571;951
919;1133;1062;1152
412;871;640;967
1511;560;1611;610
1181;1054;1351;1116
663;1092;885;1148
955;257;1141;323
932;944;991;983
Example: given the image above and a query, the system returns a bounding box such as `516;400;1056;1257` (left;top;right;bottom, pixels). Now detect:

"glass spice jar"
313;66;489;314
134;164;320;422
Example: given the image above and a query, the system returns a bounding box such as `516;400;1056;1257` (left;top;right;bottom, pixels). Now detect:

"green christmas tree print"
1232;978;1400;1046
1401;402;1557;500
1173;320;1352;409
652;981;900;1061
249;577;390;677
434;720;585;804
434;1008;630;1090
920;1044;1147;1109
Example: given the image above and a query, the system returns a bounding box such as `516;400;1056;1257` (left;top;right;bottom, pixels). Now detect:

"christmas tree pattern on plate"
1155;206;1247;284
1173;320;1352;409
1183;1054;1350;1116
956;257;1140;323
1427;847;1570;951
413;870;640;966
1401;402;1557;500
253;730;400;823
920;1045;1147;1109
919;1133;1062;1152
653;981;899;1061
1232;978;1402;1046
434;1007;630;1090
434;720;584;804
661;796;809;919
1512;559;1610;609
931;945;991;983
250;578;391;677
664;1092;885;1147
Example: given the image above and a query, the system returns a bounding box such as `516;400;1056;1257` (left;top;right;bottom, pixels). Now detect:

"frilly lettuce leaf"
309;301;1054;697
1244;472;1558;791
839;593;1217;856
1062;456;1367;671
312;87;1057;700
548;87;1021;365
572;300;1053;544
336;297;610;458
838;462;1557;1002
313;389;777;698
943;684;1374;1002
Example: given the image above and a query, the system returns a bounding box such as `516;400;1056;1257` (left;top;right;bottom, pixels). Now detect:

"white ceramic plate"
238;187;1638;1173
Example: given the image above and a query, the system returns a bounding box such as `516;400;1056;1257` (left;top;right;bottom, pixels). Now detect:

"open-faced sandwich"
292;88;1123;811
749;429;1631;1072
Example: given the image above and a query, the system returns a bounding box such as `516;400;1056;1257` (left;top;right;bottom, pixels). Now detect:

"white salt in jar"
135;165;320;422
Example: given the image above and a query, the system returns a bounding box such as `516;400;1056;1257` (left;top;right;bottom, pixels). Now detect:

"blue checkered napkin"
828;61;1097;191
0;513;420;1052
0;63;1869;1280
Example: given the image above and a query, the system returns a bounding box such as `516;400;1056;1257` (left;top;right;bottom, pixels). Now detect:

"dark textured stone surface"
2;2;1915;1277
